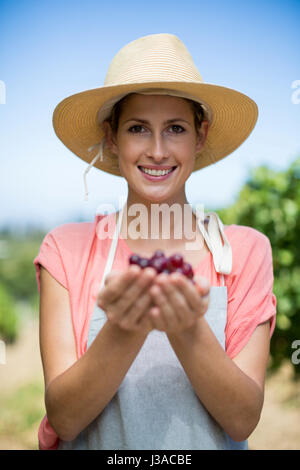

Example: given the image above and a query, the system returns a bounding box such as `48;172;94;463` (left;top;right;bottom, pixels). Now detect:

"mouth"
138;165;177;181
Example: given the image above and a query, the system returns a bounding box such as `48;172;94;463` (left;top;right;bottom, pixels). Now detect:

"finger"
194;276;210;314
104;270;121;286
111;267;157;322
136;308;154;332
149;282;179;331
120;291;153;330
194;276;210;297
156;273;193;325
148;305;167;331
172;274;210;315
135;300;157;331
98;265;141;308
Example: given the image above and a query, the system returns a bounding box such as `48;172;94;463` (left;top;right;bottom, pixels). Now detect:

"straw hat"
52;33;258;199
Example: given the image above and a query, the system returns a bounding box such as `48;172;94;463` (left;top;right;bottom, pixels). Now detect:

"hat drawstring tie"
84;138;105;201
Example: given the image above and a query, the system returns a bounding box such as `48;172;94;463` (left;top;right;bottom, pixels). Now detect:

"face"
103;93;209;204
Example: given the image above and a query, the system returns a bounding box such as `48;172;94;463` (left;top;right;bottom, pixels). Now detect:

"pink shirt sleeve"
225;225;277;359
33;230;68;292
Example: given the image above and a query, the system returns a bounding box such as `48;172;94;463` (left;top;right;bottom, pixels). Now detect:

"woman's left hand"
148;272;210;335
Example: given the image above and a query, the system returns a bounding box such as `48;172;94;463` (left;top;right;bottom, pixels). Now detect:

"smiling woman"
33;32;277;451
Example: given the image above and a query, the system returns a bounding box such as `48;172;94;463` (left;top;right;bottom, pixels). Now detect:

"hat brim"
52;81;258;177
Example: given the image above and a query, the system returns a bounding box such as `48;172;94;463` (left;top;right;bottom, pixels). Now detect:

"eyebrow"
122;118;192;125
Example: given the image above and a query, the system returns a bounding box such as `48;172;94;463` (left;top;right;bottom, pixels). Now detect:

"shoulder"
48;222;94;240
224;223;271;250
223;224;273;277
48;221;95;245
34;219;101;292
38;220;98;266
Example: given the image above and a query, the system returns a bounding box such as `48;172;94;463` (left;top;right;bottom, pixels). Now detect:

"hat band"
84;138;105;201
96;87;213;126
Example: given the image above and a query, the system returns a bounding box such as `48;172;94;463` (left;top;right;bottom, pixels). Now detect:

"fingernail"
196;277;209;290
130;265;140;274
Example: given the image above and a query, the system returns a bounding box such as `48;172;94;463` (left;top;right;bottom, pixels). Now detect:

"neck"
118;188;201;244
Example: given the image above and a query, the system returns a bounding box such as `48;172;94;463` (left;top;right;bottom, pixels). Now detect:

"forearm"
45;321;148;441
167;317;264;442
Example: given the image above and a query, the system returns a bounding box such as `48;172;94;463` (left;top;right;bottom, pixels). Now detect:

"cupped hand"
148;272;210;335
96;265;157;334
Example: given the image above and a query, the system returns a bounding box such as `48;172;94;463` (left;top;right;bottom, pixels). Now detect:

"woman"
33;33;277;450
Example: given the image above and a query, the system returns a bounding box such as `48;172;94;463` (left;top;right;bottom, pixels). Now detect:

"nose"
146;132;169;162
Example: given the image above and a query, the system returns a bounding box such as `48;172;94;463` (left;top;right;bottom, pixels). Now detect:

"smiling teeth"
140;167;174;176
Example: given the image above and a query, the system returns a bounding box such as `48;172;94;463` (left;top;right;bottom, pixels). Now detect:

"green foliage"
0;282;19;343
0;230;46;341
218;157;300;377
0;234;44;304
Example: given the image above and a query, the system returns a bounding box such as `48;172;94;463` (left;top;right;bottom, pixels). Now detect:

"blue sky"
0;0;299;232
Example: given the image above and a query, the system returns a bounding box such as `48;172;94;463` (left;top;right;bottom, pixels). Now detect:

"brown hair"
105;93;205;135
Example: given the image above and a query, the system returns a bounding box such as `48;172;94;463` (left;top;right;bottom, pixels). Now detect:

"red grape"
139;258;150;268
129;254;141;265
149;256;169;273
182;262;194;279
151;250;165;259
128;251;194;282
168;254;184;269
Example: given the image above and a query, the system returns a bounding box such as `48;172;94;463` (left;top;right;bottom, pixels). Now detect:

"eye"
169;125;185;134
128;125;146;133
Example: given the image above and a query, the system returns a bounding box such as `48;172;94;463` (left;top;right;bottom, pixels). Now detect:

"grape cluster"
129;250;195;282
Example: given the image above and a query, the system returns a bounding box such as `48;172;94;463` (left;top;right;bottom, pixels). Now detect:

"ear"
195;120;210;153
102;121;118;155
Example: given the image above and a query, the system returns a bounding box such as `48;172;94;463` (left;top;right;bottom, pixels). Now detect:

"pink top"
33;213;277;450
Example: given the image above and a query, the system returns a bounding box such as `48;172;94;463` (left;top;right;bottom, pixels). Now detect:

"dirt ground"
0;317;299;450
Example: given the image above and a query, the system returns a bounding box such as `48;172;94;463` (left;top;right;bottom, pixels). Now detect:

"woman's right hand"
96;264;157;334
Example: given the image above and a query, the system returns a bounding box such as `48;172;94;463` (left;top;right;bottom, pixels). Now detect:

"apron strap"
99;204;231;288
99;203;126;290
193;209;232;277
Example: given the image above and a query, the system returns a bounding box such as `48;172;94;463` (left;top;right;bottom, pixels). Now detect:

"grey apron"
58;205;248;450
